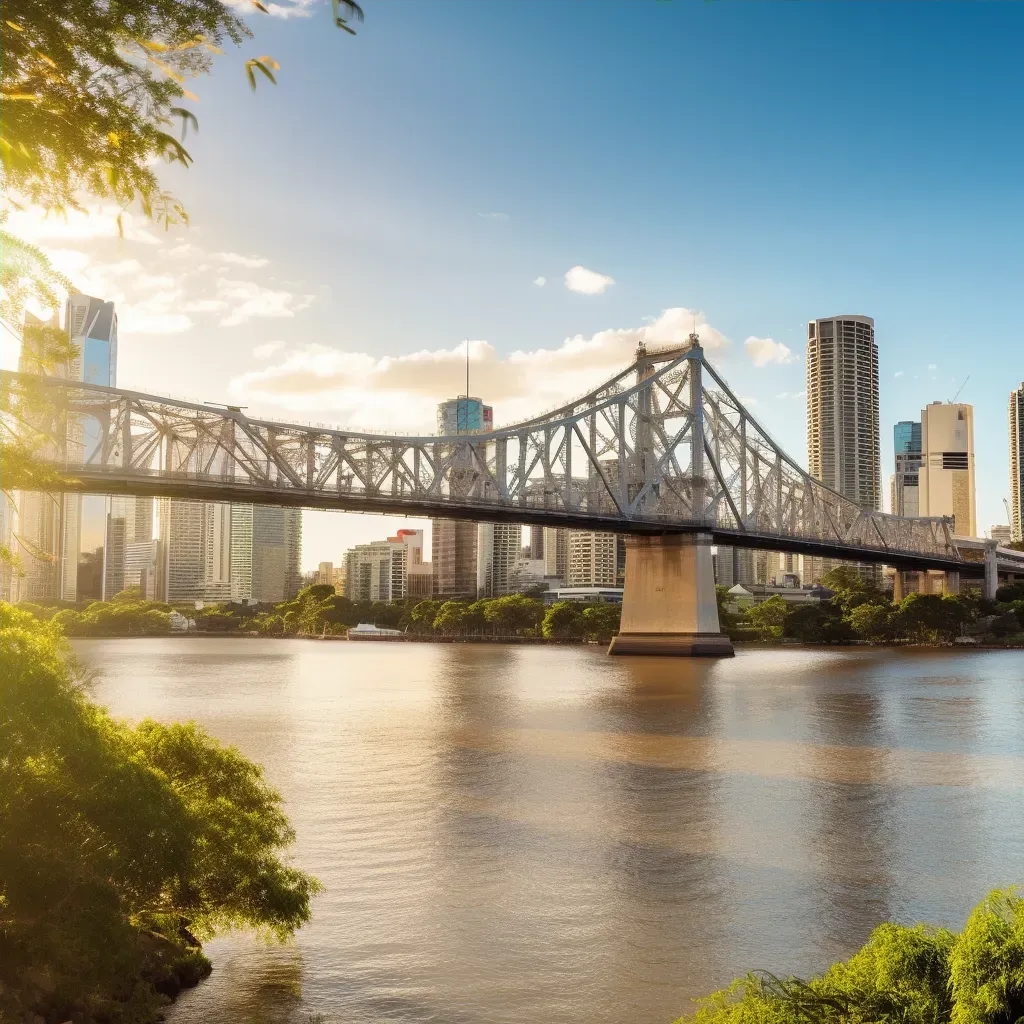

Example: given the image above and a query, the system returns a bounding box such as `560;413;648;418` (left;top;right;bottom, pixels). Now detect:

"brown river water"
74;639;1024;1024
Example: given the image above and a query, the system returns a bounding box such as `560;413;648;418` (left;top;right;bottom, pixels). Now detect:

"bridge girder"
1;343;964;569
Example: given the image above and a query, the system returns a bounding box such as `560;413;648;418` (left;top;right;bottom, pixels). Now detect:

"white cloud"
216;279;314;326
477;212;509;222
533;276;546;287
213;251;270;268
4;204;160;245
564;265;614;295
928;363;937;371
744;336;796;367
228;306;730;428
254;341;284;359
894;371;905;378
775;390;806;401
226;0;317;17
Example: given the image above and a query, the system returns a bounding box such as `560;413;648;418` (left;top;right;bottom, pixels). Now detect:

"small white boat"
347;622;406;641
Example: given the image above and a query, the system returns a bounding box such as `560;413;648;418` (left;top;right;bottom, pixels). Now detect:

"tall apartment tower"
542;527;568;583
891;420;923;516
1011;382;1024;542
566;531;618;587
432;395;493;599
806;315;880;508
476;523;521;597
920;402;976;537
805;315;880;583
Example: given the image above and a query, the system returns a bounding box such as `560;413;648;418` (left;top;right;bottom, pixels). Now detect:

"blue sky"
8;1;1022;566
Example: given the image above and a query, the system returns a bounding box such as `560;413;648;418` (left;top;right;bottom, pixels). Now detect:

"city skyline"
2;3;1021;567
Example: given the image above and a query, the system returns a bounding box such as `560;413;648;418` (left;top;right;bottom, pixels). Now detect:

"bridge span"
4;335;1022;654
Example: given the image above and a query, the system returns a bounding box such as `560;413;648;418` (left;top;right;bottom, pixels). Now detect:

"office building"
431;395;492;598
891;420;923;517
567;531;618;587
105;496;157;598
156;500;301;604
1011;382;1024;542
316;561;335;586
476;522;521;597
713;545;755;588
920;402;976;537
542;527;568;583
509;558;547;592
805;314;880;582
528;525;545;561
990;525;1012;544
396;528;433;598
343;538;408;602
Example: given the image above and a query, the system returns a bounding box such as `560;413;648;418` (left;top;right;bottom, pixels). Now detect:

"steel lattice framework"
1;338;965;570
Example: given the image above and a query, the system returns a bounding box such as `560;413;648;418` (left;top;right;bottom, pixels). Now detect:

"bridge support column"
892;571;905;603
608;533;734;657
984;541;999;601
944;571;960;596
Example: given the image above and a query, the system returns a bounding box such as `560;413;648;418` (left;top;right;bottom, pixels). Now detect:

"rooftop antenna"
950;374;970;404
465;337;470;401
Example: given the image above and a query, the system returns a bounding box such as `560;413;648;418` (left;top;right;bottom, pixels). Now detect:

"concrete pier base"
608;532;734;657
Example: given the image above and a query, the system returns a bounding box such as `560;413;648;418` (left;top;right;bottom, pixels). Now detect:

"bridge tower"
609;334;734;657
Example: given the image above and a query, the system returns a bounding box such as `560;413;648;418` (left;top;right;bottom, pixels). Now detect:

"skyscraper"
891;420;923;516
476;523;521;597
9;300;118;602
343;537;408;602
542;527;568;583
1011;382;1024;542
432;395;493;599
806;315;880;509
67;294;118;600
920;402;976;537
805;315;880;582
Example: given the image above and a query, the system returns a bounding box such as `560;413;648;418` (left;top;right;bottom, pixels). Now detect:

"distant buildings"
990;525;1012;544
528;525;545;561
891;420;923;517
343;538;409;602
342;528;431;603
8;295;119;602
1011;382;1024;542
153;500;301;604
919;401;976;537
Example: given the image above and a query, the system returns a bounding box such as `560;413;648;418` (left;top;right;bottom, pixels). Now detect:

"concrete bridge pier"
608;533;735;657
984;540;999;601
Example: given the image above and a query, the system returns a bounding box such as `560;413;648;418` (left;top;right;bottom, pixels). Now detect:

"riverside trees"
0;603;320;1023
675;888;1024;1024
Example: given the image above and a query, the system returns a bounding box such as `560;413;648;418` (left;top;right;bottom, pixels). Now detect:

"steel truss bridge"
4;337;1020;578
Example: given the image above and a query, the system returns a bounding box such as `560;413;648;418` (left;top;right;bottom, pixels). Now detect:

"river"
74;639;1024;1024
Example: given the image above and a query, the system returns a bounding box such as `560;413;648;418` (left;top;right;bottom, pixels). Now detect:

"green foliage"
408;599;443;634
48;598;172;636
782;603;856;644
0;603;319;1022
748;595;789;640
433;600;469;635
542;601;587;640
582;602;622;643
848;602;894;643
676;889;1022;1024
482;594;545;635
895;593;970;643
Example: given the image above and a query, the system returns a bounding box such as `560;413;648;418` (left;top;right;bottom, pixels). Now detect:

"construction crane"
950;375;970;404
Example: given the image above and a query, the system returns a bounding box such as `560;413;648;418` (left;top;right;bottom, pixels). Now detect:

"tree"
408;599;442;634
1;0;363;218
894;593;970;643
848;602;893;643
582;602;622;643
483;594;545;636
783;603;854;644
433;601;468;636
747;595;789;640
0;603;319;1021
542;601;586;640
